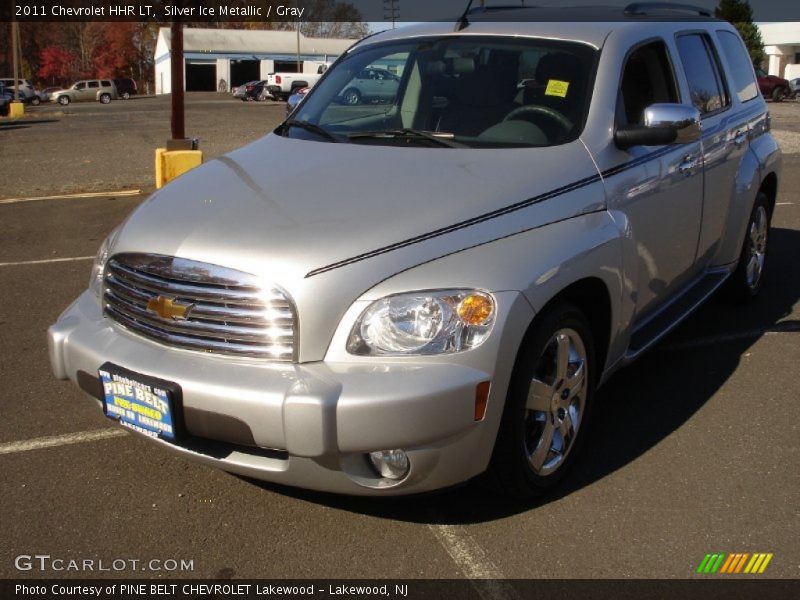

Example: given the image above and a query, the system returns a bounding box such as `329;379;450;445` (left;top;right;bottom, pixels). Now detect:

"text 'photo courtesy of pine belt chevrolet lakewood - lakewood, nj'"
49;4;781;498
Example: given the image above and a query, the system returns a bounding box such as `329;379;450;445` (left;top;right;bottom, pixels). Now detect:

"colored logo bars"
697;553;773;574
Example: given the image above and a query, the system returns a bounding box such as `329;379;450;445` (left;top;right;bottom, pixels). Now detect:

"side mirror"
614;103;701;149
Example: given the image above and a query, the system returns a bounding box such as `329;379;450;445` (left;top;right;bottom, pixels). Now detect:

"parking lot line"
427;524;520;600
0;429;127;455
0;256;93;267
0;189;142;205
776;202;793;206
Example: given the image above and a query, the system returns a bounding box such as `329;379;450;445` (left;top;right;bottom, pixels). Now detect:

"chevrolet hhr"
49;5;782;497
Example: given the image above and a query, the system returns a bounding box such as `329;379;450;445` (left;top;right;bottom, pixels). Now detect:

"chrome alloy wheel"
746;205;768;290
524;328;588;476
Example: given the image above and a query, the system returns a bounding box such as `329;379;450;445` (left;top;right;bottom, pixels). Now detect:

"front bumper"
49;291;531;495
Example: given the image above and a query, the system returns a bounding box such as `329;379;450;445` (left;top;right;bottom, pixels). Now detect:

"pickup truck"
266;63;329;100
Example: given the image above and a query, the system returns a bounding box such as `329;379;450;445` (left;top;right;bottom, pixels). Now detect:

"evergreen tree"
715;0;766;68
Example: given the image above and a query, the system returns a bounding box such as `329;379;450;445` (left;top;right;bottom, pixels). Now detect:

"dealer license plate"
99;364;180;441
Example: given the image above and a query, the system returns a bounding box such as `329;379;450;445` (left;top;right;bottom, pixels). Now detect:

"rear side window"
716;30;758;102
88;81;99;89
101;80;112;87
676;33;730;115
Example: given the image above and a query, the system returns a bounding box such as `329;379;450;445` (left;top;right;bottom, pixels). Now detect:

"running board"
625;268;731;361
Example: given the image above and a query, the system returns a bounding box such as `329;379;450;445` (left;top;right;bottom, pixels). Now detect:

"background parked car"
340;67;401;105
1;84;39;105
286;86;310;115
234;80;268;101
51;80;117;105
39;87;60;103
0;78;37;101
113;78;137;100
756;68;791;102
0;87;9;116
789;77;800;99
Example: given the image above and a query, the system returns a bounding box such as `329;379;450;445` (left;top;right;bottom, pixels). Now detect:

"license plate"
99;364;181;442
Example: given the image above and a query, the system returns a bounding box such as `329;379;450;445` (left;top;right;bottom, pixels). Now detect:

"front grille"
103;254;296;361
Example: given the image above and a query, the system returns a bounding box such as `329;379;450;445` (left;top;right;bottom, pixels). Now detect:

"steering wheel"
503;104;574;135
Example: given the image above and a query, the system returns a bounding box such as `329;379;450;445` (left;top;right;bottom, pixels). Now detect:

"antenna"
455;0;476;32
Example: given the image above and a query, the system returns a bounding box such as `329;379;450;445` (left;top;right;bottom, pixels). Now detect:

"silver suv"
50;79;117;105
49;4;781;497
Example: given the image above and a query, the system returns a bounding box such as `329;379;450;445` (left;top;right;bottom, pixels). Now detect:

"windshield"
285;36;597;148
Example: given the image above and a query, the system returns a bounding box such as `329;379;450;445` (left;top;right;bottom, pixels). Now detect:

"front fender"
355;210;627;374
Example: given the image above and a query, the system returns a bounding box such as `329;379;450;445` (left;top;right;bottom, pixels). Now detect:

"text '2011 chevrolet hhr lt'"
49;4;781;497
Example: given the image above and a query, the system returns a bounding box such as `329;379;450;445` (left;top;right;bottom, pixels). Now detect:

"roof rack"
623;2;713;17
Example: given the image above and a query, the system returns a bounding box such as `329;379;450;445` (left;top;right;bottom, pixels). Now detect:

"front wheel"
122;92;130;100
486;304;596;498
58;95;70;106
772;87;786;102
722;191;771;302
30;96;40;106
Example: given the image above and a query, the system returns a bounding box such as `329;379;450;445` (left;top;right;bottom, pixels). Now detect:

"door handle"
678;155;699;175
734;129;748;147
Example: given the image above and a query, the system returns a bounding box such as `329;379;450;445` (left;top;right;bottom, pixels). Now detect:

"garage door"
186;60;217;92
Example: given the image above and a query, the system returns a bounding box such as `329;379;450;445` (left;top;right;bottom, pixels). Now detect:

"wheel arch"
529;277;613;381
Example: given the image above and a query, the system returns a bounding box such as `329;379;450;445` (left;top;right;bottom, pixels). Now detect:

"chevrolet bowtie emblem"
146;296;194;320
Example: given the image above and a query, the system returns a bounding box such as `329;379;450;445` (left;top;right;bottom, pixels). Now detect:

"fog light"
368;449;410;480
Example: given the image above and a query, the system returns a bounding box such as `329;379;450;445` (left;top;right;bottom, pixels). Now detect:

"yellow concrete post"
9;102;24;118
155;148;203;189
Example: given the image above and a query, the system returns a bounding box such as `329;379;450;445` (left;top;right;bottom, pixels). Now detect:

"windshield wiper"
282;120;341;143
347;128;465;148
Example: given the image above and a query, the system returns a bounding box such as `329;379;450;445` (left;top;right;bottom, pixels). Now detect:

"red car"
756;68;791;102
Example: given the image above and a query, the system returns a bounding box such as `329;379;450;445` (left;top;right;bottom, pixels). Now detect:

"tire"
771;87;786;102
342;88;361;105
485;303;596;499
99;94;111;104
30;96;40;106
122;92;130;100
58;95;70;106
722;191;771;302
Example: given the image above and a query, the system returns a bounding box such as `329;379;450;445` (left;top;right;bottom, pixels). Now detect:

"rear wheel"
99;93;111;104
723;191;771;301
486;303;596;498
342;88;361;105
58;95;70;106
772;87;786;102
30;96;40;106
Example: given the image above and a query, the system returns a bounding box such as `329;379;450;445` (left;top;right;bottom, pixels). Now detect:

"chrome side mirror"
643;104;701;144
615;103;701;149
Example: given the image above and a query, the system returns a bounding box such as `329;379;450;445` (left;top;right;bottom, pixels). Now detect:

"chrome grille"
103;254;296;360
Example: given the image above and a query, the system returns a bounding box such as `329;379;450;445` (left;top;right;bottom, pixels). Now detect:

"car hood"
112;133;604;360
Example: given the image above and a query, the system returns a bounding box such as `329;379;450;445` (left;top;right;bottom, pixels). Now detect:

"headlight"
88;229;117;297
347;290;496;356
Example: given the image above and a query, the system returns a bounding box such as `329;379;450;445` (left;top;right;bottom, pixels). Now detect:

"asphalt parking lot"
0;95;798;583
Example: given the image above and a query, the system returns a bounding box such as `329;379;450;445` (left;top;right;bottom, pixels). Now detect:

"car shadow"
244;226;800;524
0;118;60;131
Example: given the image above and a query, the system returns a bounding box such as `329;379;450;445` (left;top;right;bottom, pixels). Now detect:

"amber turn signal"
457;293;494;326
475;381;491;421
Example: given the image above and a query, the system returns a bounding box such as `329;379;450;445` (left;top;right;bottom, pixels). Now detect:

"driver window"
618;41;679;126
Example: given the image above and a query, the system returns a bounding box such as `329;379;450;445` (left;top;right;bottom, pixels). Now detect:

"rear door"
690;29;762;265
87;80;100;100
